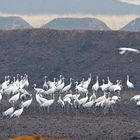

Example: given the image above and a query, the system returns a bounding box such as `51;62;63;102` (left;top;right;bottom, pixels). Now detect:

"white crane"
126;75;134;88
0;92;2;103
33;84;45;94
56;75;63;87
130;95;140;102
89;91;96;101
82;73;92;89
107;76;113;86
58;95;65;109
43;76;48;90
10;107;24;118
40;97;55;113
75;81;88;94
77;92;88;106
100;79;110;92
118;47;140;54
47;78;56;88
55;77;65;92
2;106;15;117
9;92;20;104
44;86;56;95
63;97;72;106
23;74;29;88
35;93;43;106
61;78;73;93
20;97;33;108
82;98;95;108
92;76;99;92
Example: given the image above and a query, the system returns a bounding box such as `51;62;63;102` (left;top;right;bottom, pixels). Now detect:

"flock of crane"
0;73;139;118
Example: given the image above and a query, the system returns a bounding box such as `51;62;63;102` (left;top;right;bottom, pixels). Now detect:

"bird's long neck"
96;76;99;83
127;75;129;81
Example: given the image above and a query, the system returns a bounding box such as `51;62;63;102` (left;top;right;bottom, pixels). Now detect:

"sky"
0;0;140;29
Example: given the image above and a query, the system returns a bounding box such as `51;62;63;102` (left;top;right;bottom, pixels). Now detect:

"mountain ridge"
42;18;111;31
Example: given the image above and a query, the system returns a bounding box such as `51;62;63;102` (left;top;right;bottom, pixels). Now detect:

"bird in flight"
118;47;140;54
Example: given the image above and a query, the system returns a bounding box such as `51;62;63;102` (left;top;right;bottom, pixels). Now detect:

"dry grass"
10;135;72;140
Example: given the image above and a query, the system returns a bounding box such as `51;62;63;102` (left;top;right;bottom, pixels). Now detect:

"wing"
119;50;126;54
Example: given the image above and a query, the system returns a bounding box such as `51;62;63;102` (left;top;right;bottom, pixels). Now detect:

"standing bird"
58;95;65;110
126;75;134;88
10;107;24;118
33;84;45;94
43;76;48;90
92;76;99;92
2;106;15;117
9;92;20;104
61;78;73;93
40;96;55;113
82;73;92;89
20;96;33;108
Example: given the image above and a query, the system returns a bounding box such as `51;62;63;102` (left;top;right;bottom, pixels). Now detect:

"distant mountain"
0;16;32;30
42;18;110;30
121;18;140;32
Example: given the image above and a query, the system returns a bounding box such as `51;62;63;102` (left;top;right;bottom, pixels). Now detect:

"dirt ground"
0;92;140;140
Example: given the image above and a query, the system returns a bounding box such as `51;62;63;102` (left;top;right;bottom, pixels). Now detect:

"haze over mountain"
121;18;140;32
0;29;139;89
0;16;32;30
42;18;110;30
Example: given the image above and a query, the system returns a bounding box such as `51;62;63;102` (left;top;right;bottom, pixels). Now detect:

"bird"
9;92;20;104
58;95;65;109
82;73;92;89
126;75;134;88
40;96;55;113
130;95;140;102
33;84;45;94
89;91;96;101
92;76;99;92
82;98;95;108
2;106;15;117
118;47;140;54
61;78;73;93
55;77;65;92
107;76;113;86
10;107;24;118
47;78;56;88
44;86;56;95
77;92;88;106
75;81;88;94
20;96;32;108
43;76;48;90
0;92;2;103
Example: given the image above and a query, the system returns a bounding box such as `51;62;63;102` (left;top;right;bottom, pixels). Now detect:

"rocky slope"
0;29;139;88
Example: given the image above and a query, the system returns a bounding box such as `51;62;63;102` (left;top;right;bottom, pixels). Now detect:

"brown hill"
0;29;139;89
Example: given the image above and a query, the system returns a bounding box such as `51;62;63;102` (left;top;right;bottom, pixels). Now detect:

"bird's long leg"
47;106;50;114
104;106;108;115
111;105;115;114
136;107;139;115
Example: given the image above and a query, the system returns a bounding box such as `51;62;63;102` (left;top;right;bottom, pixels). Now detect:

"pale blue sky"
0;0;140;29
0;0;140;15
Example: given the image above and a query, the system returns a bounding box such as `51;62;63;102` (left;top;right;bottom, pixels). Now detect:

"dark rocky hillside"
42;18;110;31
0;16;32;30
0;29;139;88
